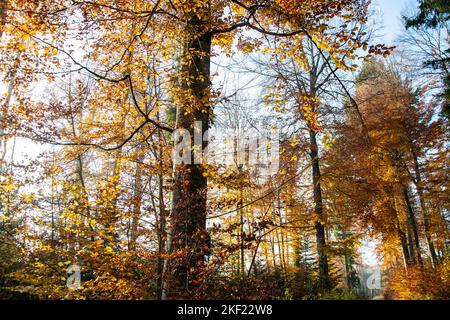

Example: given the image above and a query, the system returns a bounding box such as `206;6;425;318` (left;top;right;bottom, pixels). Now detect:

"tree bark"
0;0;6;40
393;192;413;268
156;122;167;299
164;7;212;297
399;228;412;268
403;187;423;267
412;151;438;266
309;129;330;289
129;157;143;251
239;174;245;280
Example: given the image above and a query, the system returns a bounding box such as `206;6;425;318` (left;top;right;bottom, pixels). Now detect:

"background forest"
0;0;449;300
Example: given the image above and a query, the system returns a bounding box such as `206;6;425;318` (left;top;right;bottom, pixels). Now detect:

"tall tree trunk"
399;227;412;269
0;1;5;160
393;193;413;268
164;7;212;297
344;254;351;290
129;156;143;251
270;234;277;271
156;120;167;299
403;187;423;267
276;193;287;281
156;168;166;299
412;151;438;266
264;242;271;273
0;0;6;40
305;65;330;290
309;129;330;289
406;225;416;265
239;177;245;280
0;7;20;164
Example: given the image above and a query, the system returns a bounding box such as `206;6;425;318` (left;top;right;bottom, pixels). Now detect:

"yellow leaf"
1;182;15;193
105;246;114;254
21;193;34;203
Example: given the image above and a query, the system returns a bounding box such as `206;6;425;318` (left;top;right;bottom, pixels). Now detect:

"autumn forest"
0;0;449;301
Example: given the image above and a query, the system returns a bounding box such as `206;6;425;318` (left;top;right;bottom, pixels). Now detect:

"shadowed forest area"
0;0;449;300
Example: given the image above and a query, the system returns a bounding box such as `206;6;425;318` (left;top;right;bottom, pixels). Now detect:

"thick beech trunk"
164;8;212;297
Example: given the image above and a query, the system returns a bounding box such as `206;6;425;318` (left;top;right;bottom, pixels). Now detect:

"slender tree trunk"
393;193;413;269
399;228;412;269
0;49;20;162
270;235;277;271
156;124;167;299
344;254;351;290
50;150;56;247
403;187;423;267
406;226;416;265
309;129;330;289
129;157;143;251
276;194;287;280
0;0;6;40
264;242;271;273
0;1;6;161
412;151;438;266
239;179;245;280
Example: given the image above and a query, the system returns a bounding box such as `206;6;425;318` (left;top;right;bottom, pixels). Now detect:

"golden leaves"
213;30;236;57
322;131;336;150
1;180;15;193
298;94;321;132
20;193;34;203
105;246;114;255
57;261;71;267
236;37;262;55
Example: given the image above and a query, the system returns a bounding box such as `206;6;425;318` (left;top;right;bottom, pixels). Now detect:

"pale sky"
374;0;417;44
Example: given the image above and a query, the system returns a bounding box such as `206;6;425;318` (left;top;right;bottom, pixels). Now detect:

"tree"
404;0;450;29
326;59;449;298
403;0;450;118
